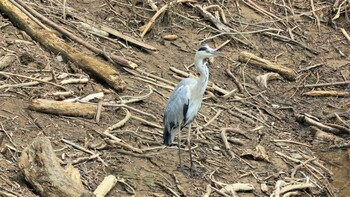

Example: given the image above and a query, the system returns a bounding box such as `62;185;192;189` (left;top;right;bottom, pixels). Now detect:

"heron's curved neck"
194;57;209;97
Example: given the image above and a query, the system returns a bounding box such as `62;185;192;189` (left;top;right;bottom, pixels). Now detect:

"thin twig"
272;139;312;148
262;32;320;55
299;81;350;88
61;138;108;166
340;28;350;44
0;71;67;90
310;0;320;30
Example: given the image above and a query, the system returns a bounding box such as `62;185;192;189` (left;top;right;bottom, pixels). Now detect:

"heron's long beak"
211;50;223;56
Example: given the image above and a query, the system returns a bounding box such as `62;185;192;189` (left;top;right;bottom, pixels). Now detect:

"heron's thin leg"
177;129;183;171
188;123;194;172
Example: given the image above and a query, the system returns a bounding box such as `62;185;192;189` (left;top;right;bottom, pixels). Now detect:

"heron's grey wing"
163;78;196;145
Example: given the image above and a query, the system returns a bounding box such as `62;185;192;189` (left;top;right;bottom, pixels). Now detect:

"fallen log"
29;99;97;118
0;0;126;91
239;51;296;81
18;137;94;197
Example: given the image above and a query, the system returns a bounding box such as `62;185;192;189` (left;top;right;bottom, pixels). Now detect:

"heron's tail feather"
163;127;172;146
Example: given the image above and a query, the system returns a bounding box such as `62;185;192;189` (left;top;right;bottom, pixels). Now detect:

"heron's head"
195;44;221;59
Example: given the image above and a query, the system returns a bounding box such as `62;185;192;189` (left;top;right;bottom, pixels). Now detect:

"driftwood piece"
0;0;126;91
279;183;315;195
303;90;350;97
239;51;296;81
219;183;254;195
0;54;16;70
93;175;118;197
29;99;97;118
18;137;93;197
255;72;281;88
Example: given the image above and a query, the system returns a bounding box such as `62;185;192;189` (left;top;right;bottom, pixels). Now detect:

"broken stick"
295;114;344;134
340;28;350;44
18;137;93;197
195;5;231;32
29;99;97;118
303;90;350;97
93;175;118;197
140;0;195;38
300;80;350;88
239;51;296;81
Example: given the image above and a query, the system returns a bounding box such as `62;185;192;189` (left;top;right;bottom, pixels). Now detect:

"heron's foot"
190;166;198;176
177;164;184;172
188;165;207;178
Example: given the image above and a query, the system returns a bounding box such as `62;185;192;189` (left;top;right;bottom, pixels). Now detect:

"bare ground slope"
0;0;350;196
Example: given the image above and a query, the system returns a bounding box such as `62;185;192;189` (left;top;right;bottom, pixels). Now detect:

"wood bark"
18;137;93;197
239;51;297;81
29;99;97;118
0;0;126;91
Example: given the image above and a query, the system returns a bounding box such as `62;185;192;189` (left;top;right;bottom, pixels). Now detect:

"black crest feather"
198;46;208;51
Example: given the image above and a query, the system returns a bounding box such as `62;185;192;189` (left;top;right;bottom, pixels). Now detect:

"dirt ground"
0;0;350;196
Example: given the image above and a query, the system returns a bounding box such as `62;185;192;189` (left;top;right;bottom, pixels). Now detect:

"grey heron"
163;45;220;172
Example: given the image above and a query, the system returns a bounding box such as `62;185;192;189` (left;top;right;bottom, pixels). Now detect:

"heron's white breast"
184;89;203;125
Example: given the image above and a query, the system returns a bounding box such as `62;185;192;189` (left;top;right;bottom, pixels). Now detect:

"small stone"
213;146;220;151
56;55;63;62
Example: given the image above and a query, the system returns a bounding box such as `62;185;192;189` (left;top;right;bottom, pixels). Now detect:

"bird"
163;45;220;173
